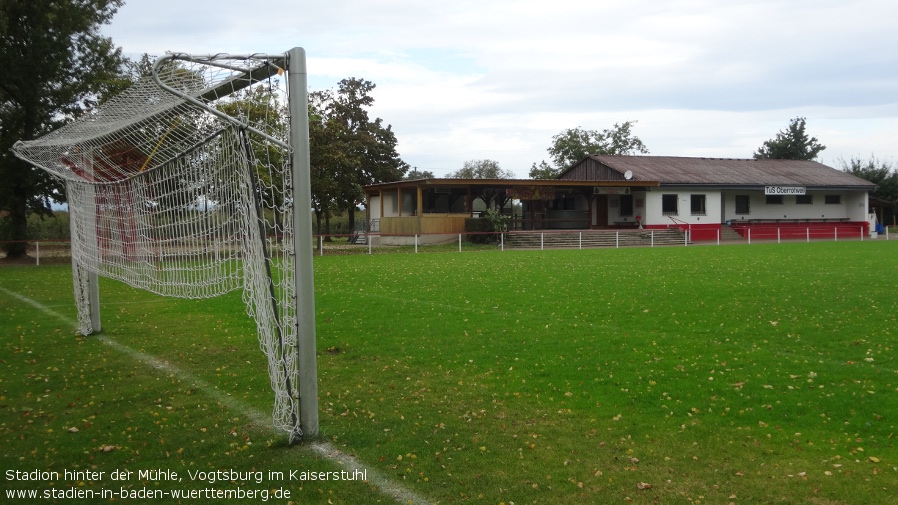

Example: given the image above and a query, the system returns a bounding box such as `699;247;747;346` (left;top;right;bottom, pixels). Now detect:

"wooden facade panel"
420;214;468;234
381;217;420;235
381;214;468;235
562;159;625;181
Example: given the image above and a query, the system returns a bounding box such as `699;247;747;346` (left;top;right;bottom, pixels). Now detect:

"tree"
754;117;826;160
838;156;898;204
309;78;408;235
308;90;352;237
447;159;515;179
217;82;290;235
532;120;649;179
0;0;125;259
528;160;557;180
403;167;436;180
446;159;514;211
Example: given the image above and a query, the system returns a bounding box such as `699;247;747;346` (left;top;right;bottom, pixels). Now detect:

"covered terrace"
363;178;660;241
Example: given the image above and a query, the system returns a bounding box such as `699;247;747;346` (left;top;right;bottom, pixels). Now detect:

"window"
796;194;813;205
766;195;783;205
662;194;678;216
735;195;750;215
690;194;706;216
825;194;841;204
619;194;634;216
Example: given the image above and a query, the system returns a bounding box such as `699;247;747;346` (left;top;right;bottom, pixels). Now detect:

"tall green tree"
0;0;124;258
309;78;408;235
218;84;289;205
531;120;649;179
753;116;826;160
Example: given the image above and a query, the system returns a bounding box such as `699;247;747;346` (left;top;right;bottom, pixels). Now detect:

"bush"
464;209;508;244
27;212;70;240
313;214;353;236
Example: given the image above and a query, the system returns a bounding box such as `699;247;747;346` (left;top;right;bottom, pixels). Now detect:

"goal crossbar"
152;53;291;150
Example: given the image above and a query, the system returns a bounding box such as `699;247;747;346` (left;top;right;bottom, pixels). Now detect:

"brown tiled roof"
561;155;877;189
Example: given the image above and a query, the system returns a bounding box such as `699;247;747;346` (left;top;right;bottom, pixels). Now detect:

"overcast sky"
102;0;898;178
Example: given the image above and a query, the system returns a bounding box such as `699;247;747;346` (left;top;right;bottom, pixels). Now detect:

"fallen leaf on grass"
67;427;79;433
636;482;652;490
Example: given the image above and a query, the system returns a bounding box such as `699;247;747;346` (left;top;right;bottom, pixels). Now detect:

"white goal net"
13;50;317;442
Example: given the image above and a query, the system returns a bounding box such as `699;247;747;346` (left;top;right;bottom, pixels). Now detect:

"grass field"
1;241;897;504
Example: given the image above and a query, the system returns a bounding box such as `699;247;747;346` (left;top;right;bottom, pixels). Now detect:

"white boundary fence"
3;226;894;262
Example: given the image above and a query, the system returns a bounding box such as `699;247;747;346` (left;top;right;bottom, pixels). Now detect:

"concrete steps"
719;225;744;241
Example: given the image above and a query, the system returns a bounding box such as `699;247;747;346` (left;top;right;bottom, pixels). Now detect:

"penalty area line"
0;285;431;505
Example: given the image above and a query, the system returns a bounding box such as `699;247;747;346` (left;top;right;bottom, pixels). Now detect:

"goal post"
13;48;318;441
285;48;319;437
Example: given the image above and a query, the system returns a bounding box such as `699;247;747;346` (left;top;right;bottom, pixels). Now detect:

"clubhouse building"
363;155;878;243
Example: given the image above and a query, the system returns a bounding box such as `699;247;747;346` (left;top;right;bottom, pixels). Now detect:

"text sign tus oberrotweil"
765;186;806;195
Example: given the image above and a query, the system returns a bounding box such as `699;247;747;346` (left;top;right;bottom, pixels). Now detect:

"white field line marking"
0;285;431;505
23;299;171;309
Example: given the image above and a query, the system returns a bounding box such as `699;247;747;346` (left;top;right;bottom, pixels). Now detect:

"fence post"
318;235;323;256
541;233;544;250
684;230;688;246
368;234;372;254
35;242;40;266
616;231;619;248
860;226;864;241
651;230;654;247
579;232;582;250
501;233;504;251
748;228;751;244
835;228;838;242
415;234;418;253
717;229;720;246
458;233;462;252
806;228;809;243
777;227;780;244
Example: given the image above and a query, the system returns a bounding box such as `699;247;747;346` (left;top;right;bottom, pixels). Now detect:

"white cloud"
103;0;898;178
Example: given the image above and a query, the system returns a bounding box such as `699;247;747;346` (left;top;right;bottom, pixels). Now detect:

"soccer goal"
13;48;317;442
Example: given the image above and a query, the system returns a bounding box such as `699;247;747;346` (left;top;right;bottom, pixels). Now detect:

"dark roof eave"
657;183;875;191
363;178;660;191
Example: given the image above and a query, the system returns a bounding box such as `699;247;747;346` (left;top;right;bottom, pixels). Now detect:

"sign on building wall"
765;186;806;195
507;186;556;200
594;187;630;195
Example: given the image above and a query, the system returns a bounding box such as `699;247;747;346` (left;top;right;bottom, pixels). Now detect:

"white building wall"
368;195;381;220
644;188;722;226
721;190;864;222
845;192;869;222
